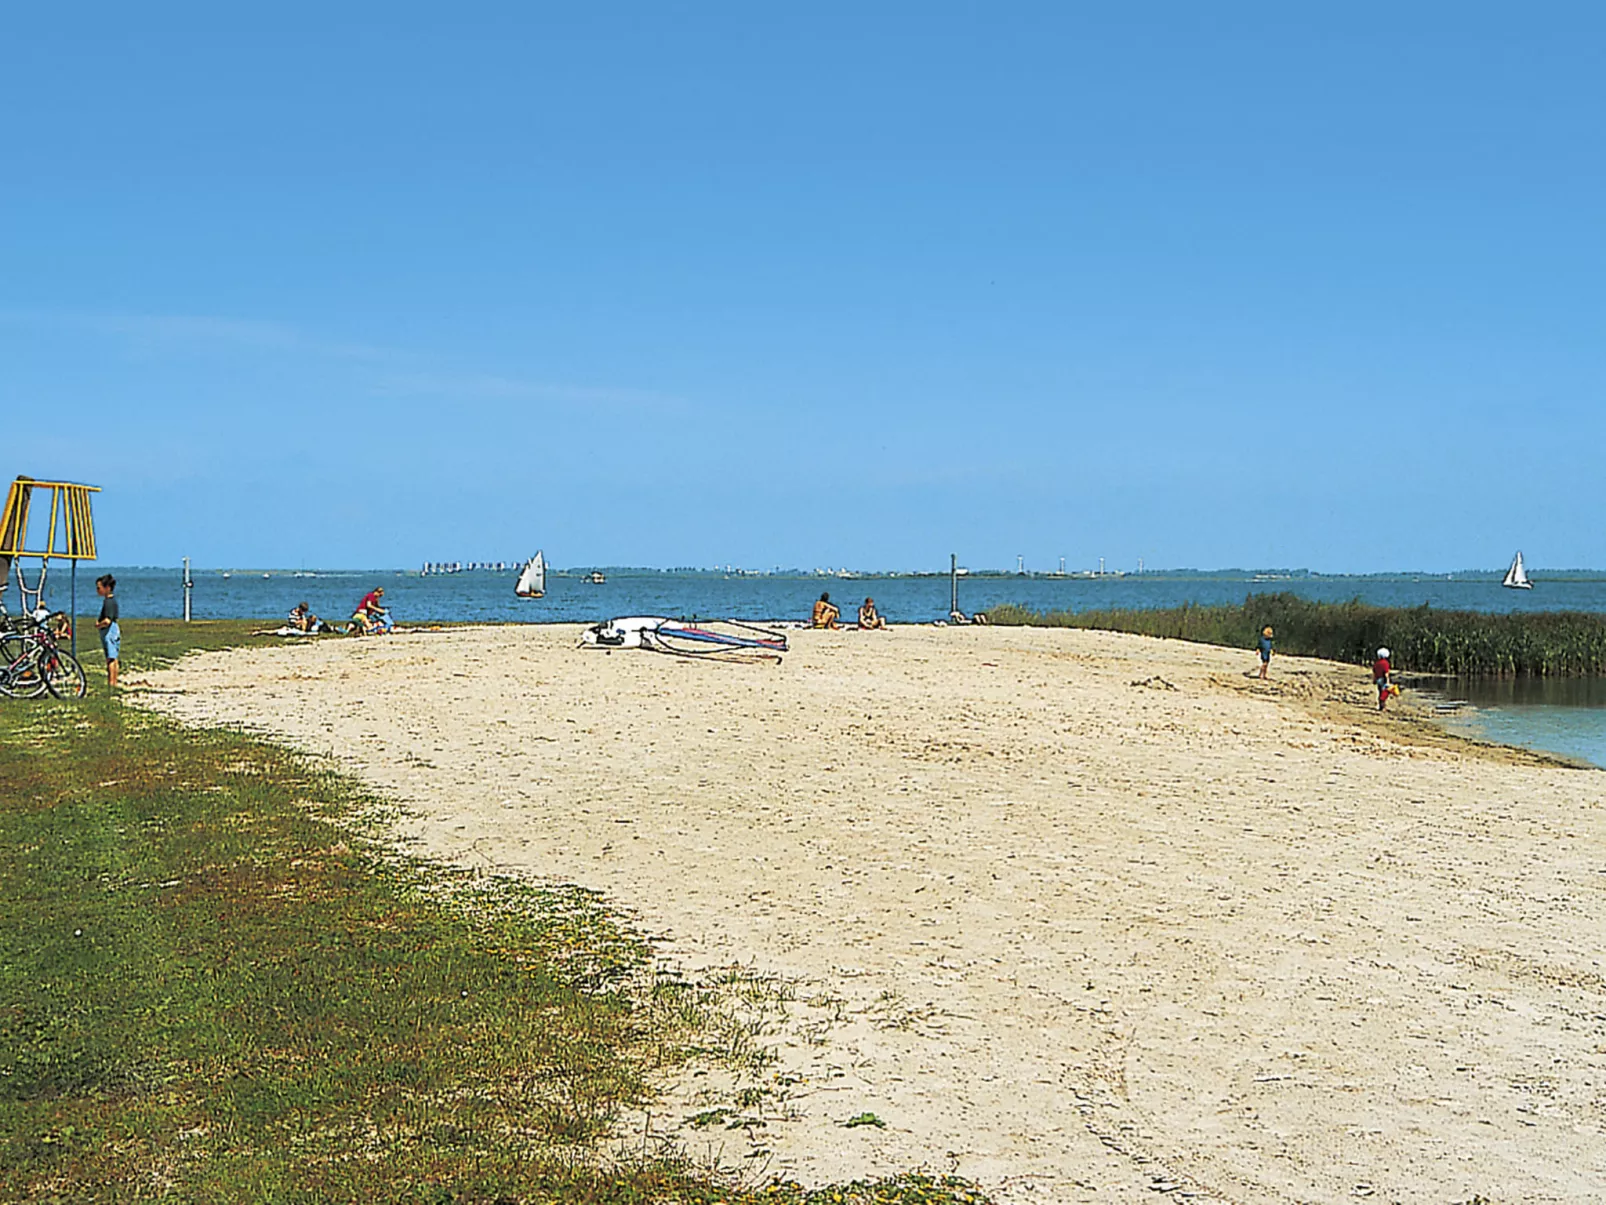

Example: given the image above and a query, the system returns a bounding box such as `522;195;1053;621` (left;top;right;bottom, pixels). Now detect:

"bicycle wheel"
0;630;31;666
3;653;48;699
44;651;88;700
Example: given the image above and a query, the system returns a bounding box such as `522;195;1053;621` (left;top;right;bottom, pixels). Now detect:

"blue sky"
2;4;1601;572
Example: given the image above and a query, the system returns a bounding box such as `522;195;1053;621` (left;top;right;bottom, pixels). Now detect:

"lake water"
28;564;1606;768
53;565;1606;627
1423;676;1606;770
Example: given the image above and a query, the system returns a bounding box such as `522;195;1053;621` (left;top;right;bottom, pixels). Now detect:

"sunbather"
288;602;327;633
812;592;840;629
858;597;887;630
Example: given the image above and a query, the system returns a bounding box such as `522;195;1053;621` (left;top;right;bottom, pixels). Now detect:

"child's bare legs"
107;657;118;689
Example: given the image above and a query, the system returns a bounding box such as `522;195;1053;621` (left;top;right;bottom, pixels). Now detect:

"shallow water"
1428;676;1606;769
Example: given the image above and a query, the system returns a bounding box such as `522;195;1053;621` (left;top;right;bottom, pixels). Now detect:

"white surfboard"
580;616;667;647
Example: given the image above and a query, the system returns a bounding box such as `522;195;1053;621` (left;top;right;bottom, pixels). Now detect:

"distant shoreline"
87;563;1606;580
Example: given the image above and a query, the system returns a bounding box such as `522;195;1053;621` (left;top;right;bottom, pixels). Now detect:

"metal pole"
950;553;958;616
183;557;193;622
71;561;77;659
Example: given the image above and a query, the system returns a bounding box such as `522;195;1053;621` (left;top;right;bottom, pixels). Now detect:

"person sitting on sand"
350;586;394;636
1258;625;1274;679
858;597;887;630
812;592;840;630
1373;646;1397;711
288;601;325;634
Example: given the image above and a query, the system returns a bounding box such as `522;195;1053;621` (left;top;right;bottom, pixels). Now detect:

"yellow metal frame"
0;476;100;561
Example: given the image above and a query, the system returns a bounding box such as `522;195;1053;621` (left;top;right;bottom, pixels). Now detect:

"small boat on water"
585;570;606;584
1502;551;1533;590
515;551;546;599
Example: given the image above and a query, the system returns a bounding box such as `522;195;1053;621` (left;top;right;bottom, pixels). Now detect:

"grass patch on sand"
1;636;990;1203
115;618;273;672
989;592;1606;677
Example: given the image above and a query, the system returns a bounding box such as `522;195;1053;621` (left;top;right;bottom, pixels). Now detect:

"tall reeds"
987;593;1606;677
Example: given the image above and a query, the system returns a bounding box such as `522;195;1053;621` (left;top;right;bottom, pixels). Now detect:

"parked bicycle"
0;605;41;668
0;613;87;699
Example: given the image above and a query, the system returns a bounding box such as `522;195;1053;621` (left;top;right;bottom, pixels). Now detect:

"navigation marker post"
950;553;958;617
183;558;193;622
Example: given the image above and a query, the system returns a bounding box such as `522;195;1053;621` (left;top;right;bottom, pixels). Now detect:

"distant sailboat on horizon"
1502;550;1533;590
515;550;546;599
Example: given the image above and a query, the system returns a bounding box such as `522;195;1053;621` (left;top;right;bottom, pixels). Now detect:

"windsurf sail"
1502;551;1532;590
515;551;546;598
581;616;787;658
655;621;788;654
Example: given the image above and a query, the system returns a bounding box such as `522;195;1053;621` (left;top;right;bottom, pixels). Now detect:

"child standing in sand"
1257;626;1274;679
1373;647;1396;711
95;574;119;689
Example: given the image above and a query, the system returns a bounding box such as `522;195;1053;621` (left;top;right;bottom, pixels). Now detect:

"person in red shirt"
1372;646;1394;711
350;586;393;635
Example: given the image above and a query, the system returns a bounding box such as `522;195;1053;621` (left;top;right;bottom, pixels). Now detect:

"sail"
1502;551;1531;589
581;616;788;657
515;551;546;598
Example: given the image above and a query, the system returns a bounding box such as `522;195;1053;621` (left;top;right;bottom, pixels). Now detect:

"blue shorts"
101;622;120;662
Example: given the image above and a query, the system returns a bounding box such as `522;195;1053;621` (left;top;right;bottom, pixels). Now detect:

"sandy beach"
137;624;1606;1203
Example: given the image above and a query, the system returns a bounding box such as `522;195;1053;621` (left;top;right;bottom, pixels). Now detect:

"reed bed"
988;593;1606;677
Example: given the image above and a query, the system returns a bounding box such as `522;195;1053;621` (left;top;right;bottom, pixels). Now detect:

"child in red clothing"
1373;647;1394;711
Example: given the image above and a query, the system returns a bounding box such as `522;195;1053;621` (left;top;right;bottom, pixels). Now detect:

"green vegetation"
108;618;270;672
989;593;1606;677
2;632;992;1203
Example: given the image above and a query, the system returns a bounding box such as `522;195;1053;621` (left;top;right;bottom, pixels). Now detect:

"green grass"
1;628;993;1204
112;618;272;672
988;592;1606;677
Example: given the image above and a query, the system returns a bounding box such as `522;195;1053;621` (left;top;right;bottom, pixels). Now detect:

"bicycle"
0;620;87;699
0;605;40;665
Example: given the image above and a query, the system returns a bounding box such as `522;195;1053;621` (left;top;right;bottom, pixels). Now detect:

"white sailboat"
515;550;546;599
1501;550;1533;590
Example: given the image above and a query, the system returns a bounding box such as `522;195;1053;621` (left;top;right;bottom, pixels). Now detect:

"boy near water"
1373;647;1395;711
1257;626;1274;679
95;574;119;689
